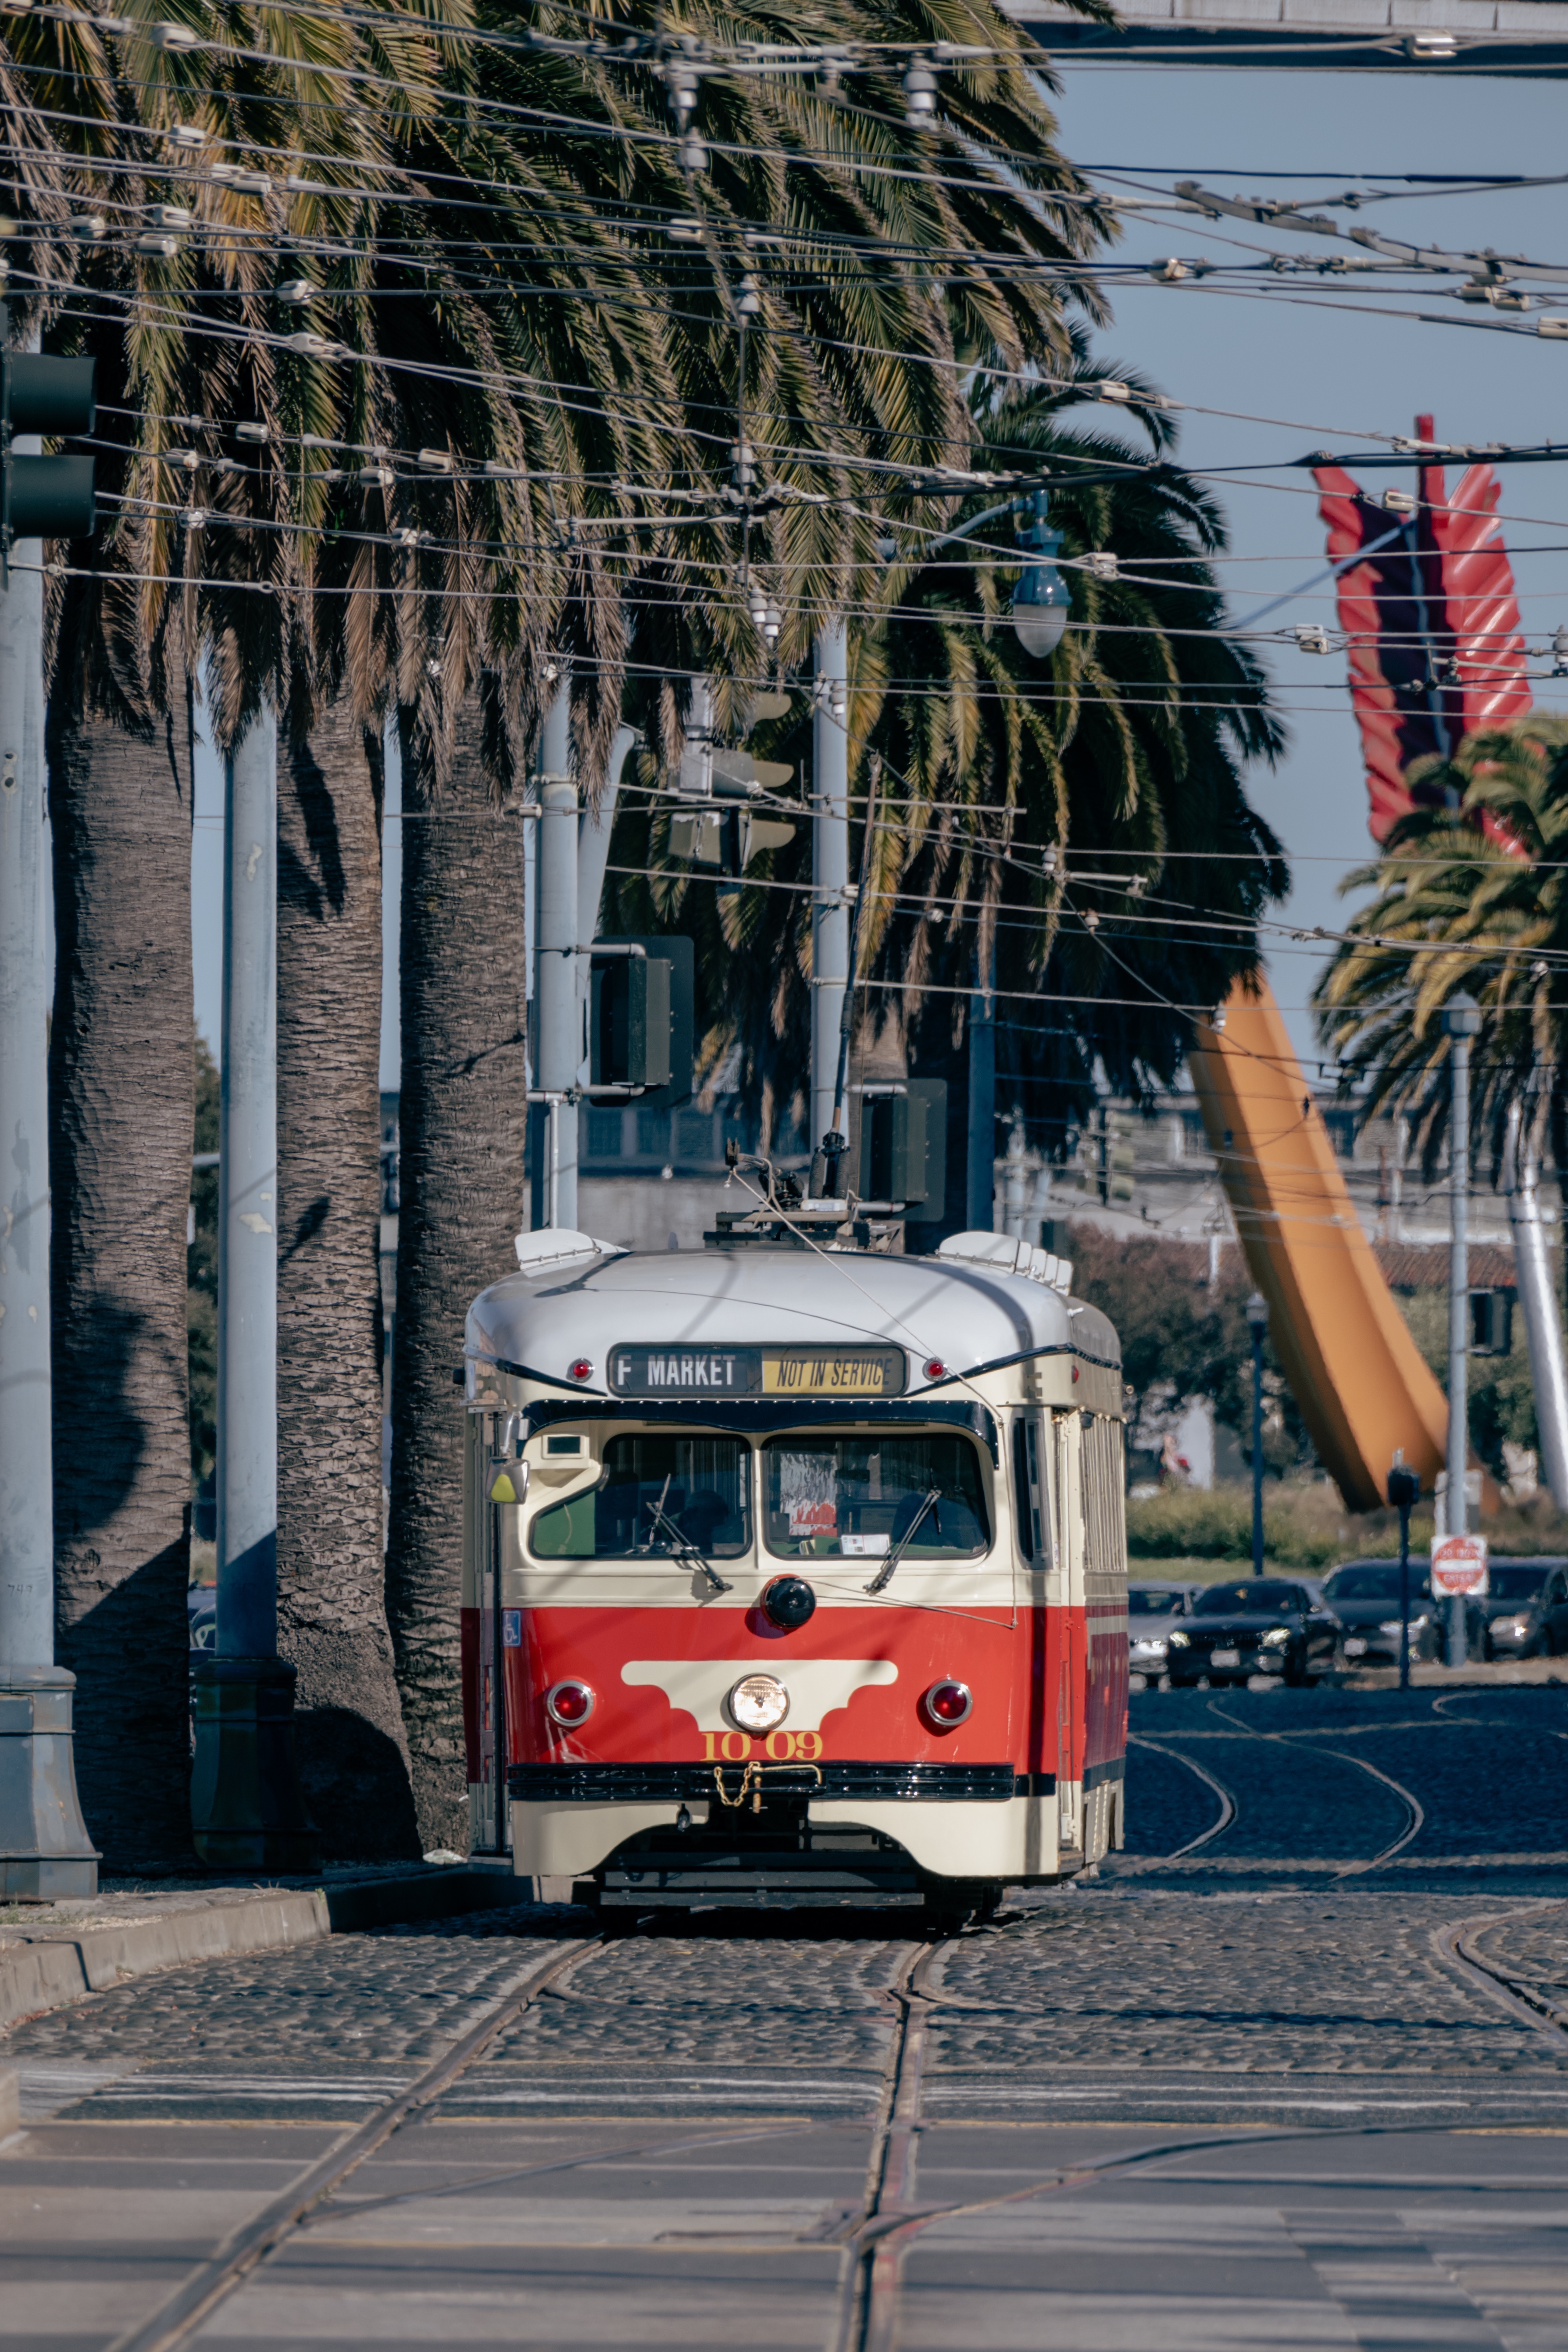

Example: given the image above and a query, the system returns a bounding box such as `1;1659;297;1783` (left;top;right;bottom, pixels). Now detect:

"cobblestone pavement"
3;1683;1567;2348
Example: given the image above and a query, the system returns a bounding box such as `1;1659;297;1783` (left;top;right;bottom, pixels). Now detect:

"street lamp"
1440;990;1481;1664
1011;491;1070;660
1246;1290;1268;1577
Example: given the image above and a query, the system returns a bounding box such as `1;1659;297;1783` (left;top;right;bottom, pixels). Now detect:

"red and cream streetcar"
460;1207;1129;1914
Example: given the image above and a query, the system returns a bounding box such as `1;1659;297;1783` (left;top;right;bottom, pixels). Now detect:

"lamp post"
1387;1455;1420;1694
1441;990;1481;1664
1246;1291;1268;1577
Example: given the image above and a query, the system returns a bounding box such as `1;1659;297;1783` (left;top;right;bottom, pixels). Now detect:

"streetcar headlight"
729;1673;790;1734
545;1678;595;1728
1167;1630;1189;1648
1261;1628;1290;1648
922;1678;973;1726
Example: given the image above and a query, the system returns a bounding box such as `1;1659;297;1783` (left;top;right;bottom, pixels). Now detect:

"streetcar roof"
467;1240;1120;1397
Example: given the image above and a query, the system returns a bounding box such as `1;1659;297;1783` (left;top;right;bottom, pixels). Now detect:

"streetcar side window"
1012;1417;1043;1562
761;1434;988;1560
530;1434;750;1559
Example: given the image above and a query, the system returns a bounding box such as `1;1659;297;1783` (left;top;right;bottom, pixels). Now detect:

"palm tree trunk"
47;692;194;1874
276;691;418;1859
387;693;528;1855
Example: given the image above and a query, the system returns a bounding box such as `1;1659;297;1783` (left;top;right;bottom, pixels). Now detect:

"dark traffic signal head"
1;307;96;580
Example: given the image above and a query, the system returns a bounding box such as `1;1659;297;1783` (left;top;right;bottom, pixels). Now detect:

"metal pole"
1388;1456;1418;1694
0;394;97;1894
1247;1292;1267;1578
1398;1498;1412;1692
1441;992;1480;1662
536;680;577;1232
190;704;315;1871
216;707;277;1661
967;929;997;1230
1506;1099;1568;1507
811;625;848;1176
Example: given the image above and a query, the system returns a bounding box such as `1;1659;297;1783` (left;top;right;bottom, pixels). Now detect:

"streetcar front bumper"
505;1760;1118;1897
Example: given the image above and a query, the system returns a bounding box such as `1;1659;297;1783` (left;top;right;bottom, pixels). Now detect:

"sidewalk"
0;1859;531;2042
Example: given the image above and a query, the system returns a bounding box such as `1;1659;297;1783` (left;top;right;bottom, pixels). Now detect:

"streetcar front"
461;1230;1127;1913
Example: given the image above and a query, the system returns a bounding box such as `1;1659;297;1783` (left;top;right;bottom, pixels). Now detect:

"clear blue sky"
191;59;1568;1084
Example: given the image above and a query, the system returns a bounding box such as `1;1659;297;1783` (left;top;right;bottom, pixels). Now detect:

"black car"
1322;1558;1443;1667
1482;1559;1568;1659
1164;1578;1339;1688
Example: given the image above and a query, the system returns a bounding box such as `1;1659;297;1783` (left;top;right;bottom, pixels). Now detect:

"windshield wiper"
864;1488;941;1595
643;1479;733;1595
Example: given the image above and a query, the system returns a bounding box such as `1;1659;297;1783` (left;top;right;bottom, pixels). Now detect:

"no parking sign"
1431;1533;1489;1598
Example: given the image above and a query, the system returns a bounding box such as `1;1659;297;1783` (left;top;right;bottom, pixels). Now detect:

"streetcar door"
1053;1410;1086;1859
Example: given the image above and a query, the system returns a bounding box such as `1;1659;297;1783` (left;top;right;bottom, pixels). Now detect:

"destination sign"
608;1345;906;1398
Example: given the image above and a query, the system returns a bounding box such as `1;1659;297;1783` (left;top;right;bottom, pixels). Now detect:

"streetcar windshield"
761;1433;988;1560
530;1434;750;1559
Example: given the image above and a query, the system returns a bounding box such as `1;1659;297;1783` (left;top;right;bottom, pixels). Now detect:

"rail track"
26;1696;1568;2352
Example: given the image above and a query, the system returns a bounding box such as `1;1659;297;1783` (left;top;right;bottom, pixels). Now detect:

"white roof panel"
466;1242;1119;1397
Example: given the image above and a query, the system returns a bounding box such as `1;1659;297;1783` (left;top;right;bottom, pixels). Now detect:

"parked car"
1164;1578;1339;1688
1482;1559;1568;1659
1322;1558;1443;1667
1127;1580;1202;1684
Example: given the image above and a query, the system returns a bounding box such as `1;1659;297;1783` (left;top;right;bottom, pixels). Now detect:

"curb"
0;1866;529;2037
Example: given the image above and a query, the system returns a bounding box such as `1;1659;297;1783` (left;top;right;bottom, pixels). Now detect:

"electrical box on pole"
589;936;694;1106
1;305;95;584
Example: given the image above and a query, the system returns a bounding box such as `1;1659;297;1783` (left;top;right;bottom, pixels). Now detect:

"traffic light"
1104;1110;1136;1203
589;937;694;1108
1;304;95;584
855;1081;947;1221
1079;1104;1136;1204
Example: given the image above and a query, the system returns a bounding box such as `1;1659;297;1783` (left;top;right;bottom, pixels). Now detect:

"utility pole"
1247;1291;1268;1577
967;928;996;1230
0;402;97;1895
189;706;315;1870
1387;1455;1419;1694
811;625;848;1182
1505;1097;1568;1508
1441;991;1480;1661
533;676;577;1230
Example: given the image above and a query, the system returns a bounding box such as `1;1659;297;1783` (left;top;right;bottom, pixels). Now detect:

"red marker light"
923;1357;946;1380
545;1679;595;1728
1072;1363;1080;1384
568;1357;594;1383
923;1678;973;1727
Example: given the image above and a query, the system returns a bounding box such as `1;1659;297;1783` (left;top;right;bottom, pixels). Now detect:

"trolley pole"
811;624;849;1186
1246;1291;1267;1577
534;677;577;1231
190;705;315;1870
1441;991;1480;1662
0;439;97;1895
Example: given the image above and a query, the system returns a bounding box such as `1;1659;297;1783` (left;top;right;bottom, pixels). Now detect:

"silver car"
1128;1579;1202;1686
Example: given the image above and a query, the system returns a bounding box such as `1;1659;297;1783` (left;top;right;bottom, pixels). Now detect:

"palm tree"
34;0;454;1862
610;361;1287;1186
1313;715;1568;1180
380;0;1110;1840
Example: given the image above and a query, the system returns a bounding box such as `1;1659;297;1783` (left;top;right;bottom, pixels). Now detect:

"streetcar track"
1204;1698;1426;1873
1432;1903;1568;2043
1127;1731;1239;1855
100;1931;606;2352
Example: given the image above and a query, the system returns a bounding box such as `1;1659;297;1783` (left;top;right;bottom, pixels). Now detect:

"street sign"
1430;1533;1489;1599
